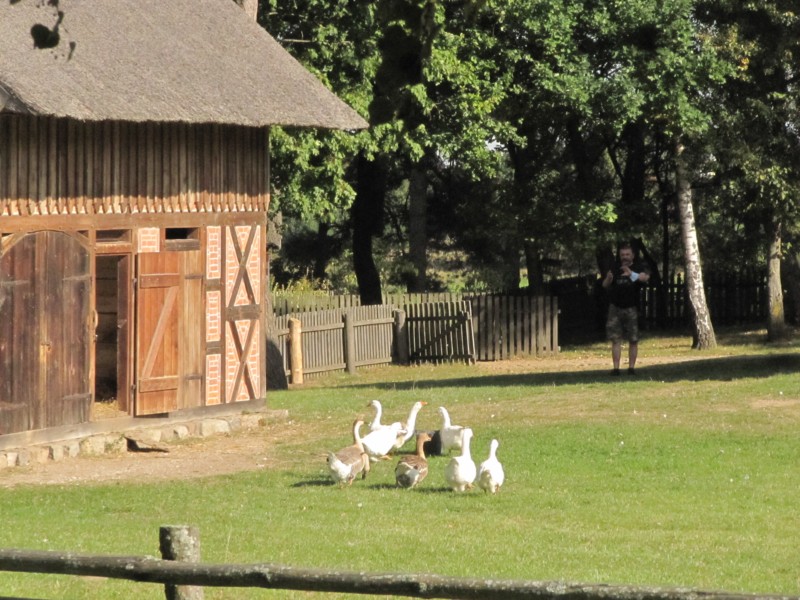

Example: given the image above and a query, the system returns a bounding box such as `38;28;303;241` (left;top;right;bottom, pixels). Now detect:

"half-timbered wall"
0;115;268;434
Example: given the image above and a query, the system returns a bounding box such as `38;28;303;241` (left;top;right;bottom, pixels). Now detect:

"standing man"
602;241;650;375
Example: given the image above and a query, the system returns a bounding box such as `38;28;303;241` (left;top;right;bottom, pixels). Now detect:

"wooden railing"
0;526;793;600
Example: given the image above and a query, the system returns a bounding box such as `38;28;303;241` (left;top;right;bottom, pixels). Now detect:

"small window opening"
165;228;199;240
97;229;131;243
164;228;200;251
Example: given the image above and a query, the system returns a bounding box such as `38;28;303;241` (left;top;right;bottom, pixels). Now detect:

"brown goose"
394;432;432;489
327;419;370;486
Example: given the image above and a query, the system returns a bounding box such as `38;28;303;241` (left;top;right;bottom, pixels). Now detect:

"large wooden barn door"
135;252;181;415
0;231;92;434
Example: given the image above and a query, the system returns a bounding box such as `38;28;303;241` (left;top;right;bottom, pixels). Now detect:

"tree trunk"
659;195;671;328
675;138;716;349
352;152;385;305
502;242;521;290
766;219;788;341
407;164;428;292
523;241;545;293
312;222;331;282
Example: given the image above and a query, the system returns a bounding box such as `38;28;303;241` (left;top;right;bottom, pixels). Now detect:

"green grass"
1;327;799;599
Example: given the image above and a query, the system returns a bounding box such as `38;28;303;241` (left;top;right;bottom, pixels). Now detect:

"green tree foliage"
264;0;800;341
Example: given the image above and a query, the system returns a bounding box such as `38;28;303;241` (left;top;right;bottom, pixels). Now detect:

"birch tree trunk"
675;138;716;349
766;219;788;341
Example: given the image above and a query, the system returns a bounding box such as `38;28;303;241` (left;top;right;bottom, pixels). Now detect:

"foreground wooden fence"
0;526;795;600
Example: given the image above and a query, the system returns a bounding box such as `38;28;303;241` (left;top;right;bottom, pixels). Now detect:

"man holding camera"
602;242;650;375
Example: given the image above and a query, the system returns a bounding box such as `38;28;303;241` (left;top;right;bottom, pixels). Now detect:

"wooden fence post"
159;525;203;600
394;309;409;365
288;317;304;384
343;310;356;374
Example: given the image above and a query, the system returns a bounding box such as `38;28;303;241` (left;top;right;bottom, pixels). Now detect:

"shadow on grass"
366;482;399;490
291;478;335;488
342;353;800;390
412;485;461;494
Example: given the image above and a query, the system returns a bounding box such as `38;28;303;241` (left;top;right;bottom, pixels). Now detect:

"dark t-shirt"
607;259;648;308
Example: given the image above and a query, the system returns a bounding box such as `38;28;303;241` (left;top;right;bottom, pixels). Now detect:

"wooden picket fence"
468;294;558;361
273;305;397;380
554;271;768;343
404;301;476;364
271;293;559;379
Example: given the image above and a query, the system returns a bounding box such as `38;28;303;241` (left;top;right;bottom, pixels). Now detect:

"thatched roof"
0;0;367;130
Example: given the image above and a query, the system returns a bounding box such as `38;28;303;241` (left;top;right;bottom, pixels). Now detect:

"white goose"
394;432;431;489
326;419;370;486
477;438;504;494
444;428;476;492
438;406;465;454
394;401;428;450
367;400;386;432
361;421;405;462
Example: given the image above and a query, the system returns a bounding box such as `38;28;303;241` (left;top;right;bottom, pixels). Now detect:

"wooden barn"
0;0;366;443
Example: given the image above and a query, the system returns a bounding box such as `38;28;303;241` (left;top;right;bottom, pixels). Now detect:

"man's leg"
628;341;638;370
626;307;640;373
611;342;622;372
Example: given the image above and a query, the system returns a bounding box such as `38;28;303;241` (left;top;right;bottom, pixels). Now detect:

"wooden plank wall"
0;115;269;216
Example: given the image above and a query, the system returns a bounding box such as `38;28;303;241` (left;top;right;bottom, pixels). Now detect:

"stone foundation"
0;410;287;469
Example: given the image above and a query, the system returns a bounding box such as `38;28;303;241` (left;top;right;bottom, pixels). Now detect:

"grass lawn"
0;326;799;599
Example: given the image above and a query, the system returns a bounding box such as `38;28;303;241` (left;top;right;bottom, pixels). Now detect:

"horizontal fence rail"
0;547;795;600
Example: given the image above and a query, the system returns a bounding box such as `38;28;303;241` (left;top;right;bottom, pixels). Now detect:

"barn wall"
0;114;269;216
0;115;269;436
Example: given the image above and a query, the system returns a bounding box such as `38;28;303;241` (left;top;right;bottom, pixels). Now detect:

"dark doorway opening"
94;255;130;419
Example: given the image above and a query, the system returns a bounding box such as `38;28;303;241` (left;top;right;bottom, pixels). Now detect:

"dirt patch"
0;419;305;489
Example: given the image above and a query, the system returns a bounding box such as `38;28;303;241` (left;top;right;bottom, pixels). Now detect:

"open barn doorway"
93;254;132;419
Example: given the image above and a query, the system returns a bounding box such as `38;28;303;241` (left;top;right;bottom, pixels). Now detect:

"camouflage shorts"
606;305;639;343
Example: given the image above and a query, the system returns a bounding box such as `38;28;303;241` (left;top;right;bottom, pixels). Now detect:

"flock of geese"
326;400;505;493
